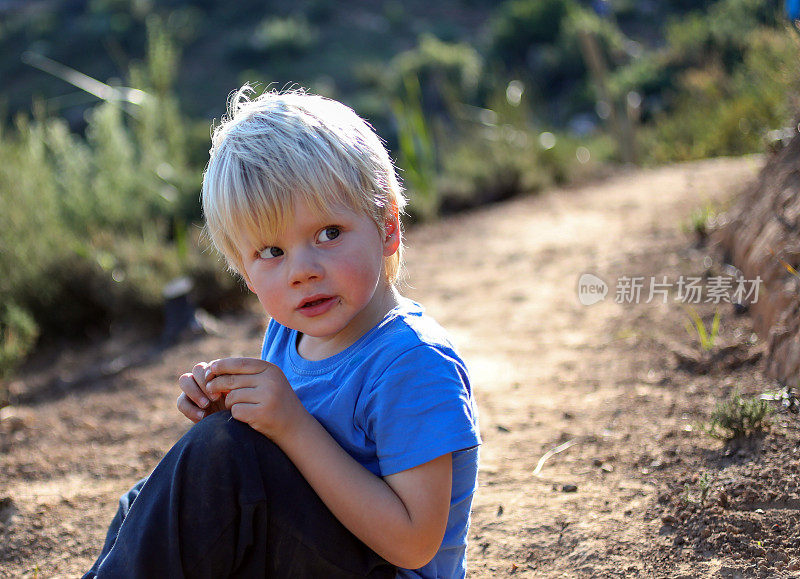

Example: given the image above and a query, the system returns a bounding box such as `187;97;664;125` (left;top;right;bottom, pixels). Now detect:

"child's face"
236;199;400;354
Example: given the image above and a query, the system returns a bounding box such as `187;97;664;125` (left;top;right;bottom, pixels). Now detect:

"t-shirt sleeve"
362;344;481;476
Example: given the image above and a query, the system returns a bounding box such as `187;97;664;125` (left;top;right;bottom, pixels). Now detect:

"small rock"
0;497;16;526
787;559;800;571
0;407;29;433
661;514;679;526
496;505;504;517
562;484;578;493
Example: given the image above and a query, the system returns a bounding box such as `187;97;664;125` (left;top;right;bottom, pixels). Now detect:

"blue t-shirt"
261;297;481;578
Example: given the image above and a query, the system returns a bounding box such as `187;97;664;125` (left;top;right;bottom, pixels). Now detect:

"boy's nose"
288;249;324;285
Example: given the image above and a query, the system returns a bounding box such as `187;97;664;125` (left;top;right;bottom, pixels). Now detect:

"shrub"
387;34;483;117
704;389;772;440
489;0;576;68
0;304;38;401
249;15;319;56
644;26;800;162
0;17;232;378
391;76;439;221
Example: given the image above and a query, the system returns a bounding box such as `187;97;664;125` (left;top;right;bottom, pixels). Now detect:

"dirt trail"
403;156;768;577
4;155;792;578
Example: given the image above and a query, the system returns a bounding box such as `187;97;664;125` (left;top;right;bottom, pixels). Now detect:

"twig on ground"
533;438;579;476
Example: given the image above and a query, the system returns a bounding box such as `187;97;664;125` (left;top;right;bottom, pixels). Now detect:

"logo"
578;273;608;306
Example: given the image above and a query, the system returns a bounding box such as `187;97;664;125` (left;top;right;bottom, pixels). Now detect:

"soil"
2;155;800;578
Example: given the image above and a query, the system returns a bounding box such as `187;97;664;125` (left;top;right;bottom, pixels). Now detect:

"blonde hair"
202;85;407;283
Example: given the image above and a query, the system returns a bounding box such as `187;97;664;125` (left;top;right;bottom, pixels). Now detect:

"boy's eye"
258;246;284;259
317;226;341;243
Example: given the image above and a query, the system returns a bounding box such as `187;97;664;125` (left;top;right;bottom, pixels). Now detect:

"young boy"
83;86;480;578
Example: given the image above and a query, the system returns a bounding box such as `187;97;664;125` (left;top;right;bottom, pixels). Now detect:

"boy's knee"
183;411;286;466
185;410;252;453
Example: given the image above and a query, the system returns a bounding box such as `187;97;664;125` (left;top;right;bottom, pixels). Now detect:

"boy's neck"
296;286;401;362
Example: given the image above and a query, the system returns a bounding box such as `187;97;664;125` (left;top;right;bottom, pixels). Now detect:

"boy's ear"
241;271;255;293
382;205;401;257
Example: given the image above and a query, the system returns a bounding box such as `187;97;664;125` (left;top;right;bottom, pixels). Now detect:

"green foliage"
704;389;772;440
683;473;712;505
683;307;721;352
0;305;39;395
489;0;576;67
388;34;483;110
684;202;718;239
435;85;614;212
249;15;319;56
392;76;439;221
644;26;800;162
0;16;237;378
437;130;550;211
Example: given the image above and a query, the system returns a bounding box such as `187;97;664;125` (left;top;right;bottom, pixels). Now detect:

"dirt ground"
2;155;799;578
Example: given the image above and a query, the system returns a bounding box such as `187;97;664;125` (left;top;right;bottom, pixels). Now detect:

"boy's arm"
204;357;452;569
279;412;452;569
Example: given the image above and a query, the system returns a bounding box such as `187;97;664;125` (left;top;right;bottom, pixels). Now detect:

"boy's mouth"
298;295;335;309
297;295;338;317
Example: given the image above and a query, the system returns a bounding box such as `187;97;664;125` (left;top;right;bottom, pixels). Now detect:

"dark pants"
83;411;397;578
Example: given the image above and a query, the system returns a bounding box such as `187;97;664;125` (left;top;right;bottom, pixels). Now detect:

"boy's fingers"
221;386;257;409
229;401;260;424
205;357;271;380
176;393;204;423
178;372;210;409
206;373;251;398
192;363;210;391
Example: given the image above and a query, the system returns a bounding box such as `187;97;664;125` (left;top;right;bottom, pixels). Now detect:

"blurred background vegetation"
1;0;799;390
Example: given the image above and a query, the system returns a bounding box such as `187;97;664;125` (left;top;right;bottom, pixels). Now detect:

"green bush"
387;34;483;115
0;304;38;385
704;389;772;440
249;15;319;56
0;17;237;379
645;26;800;162
489;0;576;68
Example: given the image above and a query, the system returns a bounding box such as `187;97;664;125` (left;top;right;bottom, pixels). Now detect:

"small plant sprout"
687;203;717;239
698;474;711;504
682;473;712;506
704;389;772;441
683;306;721;352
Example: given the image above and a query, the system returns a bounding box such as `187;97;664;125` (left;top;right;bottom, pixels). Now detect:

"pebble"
562;484;578;493
0;497;16;526
0;407;28;433
661;514;679;526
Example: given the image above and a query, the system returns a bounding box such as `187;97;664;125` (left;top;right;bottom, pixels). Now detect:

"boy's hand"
205;357;307;442
177;362;227;423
